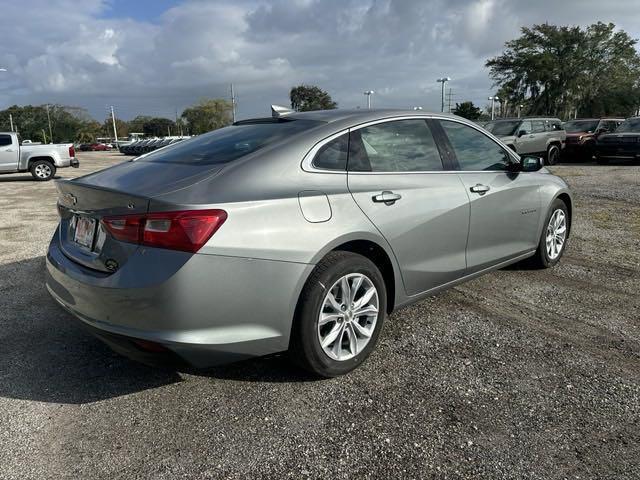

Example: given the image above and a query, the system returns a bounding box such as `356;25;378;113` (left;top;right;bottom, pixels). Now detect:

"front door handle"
470;184;490;195
372;191;402;205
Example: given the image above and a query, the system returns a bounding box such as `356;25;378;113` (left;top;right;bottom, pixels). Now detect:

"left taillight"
102;209;227;253
69;145;75;158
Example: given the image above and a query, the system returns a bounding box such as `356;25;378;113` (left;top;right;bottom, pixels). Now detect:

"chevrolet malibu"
46;107;573;377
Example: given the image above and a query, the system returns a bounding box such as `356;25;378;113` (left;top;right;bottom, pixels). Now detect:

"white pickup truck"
0;132;79;181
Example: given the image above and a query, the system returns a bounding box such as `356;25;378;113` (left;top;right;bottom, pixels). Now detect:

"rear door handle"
372;191;402;205
470;184;490;195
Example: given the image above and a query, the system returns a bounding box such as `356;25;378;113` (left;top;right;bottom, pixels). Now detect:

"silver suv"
484;117;566;165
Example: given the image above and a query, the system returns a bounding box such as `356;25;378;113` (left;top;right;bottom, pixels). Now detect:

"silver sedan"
46;107;572;377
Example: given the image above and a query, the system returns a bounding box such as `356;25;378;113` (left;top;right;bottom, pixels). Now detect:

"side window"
531;121;546;133
439;120;512;172
348;119;443;172
312;133;348;171
0;135;12;147
519;120;533;134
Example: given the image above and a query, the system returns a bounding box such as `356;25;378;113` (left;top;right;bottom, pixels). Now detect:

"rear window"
139;119;322;165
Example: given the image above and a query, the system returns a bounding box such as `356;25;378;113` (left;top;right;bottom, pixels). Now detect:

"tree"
128;115;154;134
290;85;337;111
181;98;232;135
102;117;129;140
486;22;640;118
453;101;482;120
141;117;176;137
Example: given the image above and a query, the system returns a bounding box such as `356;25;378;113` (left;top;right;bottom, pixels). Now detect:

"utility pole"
42;129;47;144
488;96;499;120
230;83;237;122
364;90;374;109
9;113;13;132
437;78;450;113
45;104;53;143
110;106;119;149
517;104;523;118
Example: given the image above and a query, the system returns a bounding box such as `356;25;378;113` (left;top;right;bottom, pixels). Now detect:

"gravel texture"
0;153;638;479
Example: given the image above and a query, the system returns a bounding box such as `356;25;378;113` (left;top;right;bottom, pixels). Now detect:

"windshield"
615;118;640;133
484;120;521;136
139;119;323;165
563;120;599;133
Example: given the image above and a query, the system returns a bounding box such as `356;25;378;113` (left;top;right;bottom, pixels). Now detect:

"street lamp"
517;104;524;118
437;77;450;113
488;96;500;120
363;90;374;109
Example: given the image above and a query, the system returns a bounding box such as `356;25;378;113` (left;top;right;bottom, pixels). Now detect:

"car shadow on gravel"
0;175;62;182
0;257;182;405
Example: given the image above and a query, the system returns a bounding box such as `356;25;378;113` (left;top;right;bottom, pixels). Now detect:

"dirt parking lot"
1;152;639;479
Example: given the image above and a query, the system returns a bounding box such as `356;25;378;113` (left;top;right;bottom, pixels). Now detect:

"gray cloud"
1;0;638;120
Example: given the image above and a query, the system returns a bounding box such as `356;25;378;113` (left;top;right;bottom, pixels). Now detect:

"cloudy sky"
1;0;639;121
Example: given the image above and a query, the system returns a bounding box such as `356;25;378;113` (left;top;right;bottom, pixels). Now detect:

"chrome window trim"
300;114;522;174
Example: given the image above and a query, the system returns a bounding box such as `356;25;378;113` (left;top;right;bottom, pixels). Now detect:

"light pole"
488;96;500;120
437;77;450;112
364;90;374;109
517;104;524;118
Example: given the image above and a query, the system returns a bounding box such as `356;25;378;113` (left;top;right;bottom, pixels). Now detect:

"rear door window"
0;134;12;147
348;119;444;172
139;119;322;165
531;121;546;133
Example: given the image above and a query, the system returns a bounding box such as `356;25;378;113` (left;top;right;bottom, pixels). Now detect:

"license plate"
74;216;96;249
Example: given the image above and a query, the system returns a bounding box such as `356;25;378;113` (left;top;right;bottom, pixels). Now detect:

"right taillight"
102;209;227;253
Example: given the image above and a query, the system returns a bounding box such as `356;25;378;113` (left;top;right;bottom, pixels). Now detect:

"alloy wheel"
35;164;52;179
546;209;567;260
317;273;379;361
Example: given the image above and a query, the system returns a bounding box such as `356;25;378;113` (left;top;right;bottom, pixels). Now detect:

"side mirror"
517;130;527;137
521;155;543;172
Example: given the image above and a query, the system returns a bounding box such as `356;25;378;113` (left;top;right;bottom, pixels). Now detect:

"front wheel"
30;160;56;181
527;199;569;268
290;251;387;377
546;144;560;165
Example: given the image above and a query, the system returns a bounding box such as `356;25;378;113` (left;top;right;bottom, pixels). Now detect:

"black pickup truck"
594;117;640;164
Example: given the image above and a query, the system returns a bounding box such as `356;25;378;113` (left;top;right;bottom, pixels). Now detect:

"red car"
563;118;623;160
89;143;112;151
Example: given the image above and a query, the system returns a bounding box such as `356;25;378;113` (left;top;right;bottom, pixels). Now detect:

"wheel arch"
555;192;573;235
28;156;55;169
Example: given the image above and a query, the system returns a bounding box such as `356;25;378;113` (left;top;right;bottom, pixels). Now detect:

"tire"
546;144;560;165
289;251;387;377
527;199;569;268
29;159;56;181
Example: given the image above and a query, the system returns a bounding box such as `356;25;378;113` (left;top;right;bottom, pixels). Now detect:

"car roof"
238;108;461;126
569;117;625;121
489;117;561;121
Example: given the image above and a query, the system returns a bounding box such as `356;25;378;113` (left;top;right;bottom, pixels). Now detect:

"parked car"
483;117;566;165
563;118;624;159
594;117;640;164
89;143;112;151
47;107;572;376
0;132;78;180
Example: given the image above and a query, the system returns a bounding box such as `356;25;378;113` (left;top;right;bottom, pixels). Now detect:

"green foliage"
453;101;482;120
181;98;232;135
486;22;640;118
102;117;129;139
290;85;337;111
141;117;176;137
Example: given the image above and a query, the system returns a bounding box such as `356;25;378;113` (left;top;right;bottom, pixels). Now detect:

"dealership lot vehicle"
46;108;572;377
0;131;78;180
595;116;640;164
484;117;566;164
563;118;624;160
1;152;638;479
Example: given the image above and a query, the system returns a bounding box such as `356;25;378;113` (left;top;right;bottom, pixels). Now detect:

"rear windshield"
564;120;599;133
615;118;640;133
484;120;521;136
139;119;322;165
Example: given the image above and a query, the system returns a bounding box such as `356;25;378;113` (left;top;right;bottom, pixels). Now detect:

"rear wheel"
527;199;569;268
290;251;387;377
546;144;560;165
30;159;56;181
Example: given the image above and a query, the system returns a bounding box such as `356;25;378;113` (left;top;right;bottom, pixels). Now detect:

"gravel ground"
0;152;639;479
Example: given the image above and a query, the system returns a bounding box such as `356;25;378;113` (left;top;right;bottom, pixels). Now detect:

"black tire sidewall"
547;145;559;165
30;160;56;181
293;252;387;377
538;199;569;267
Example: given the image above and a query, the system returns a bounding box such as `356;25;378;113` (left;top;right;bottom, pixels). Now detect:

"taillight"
69;145;75;158
102;209;227;253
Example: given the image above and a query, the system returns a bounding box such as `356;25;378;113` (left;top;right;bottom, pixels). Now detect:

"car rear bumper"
46;232;313;367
